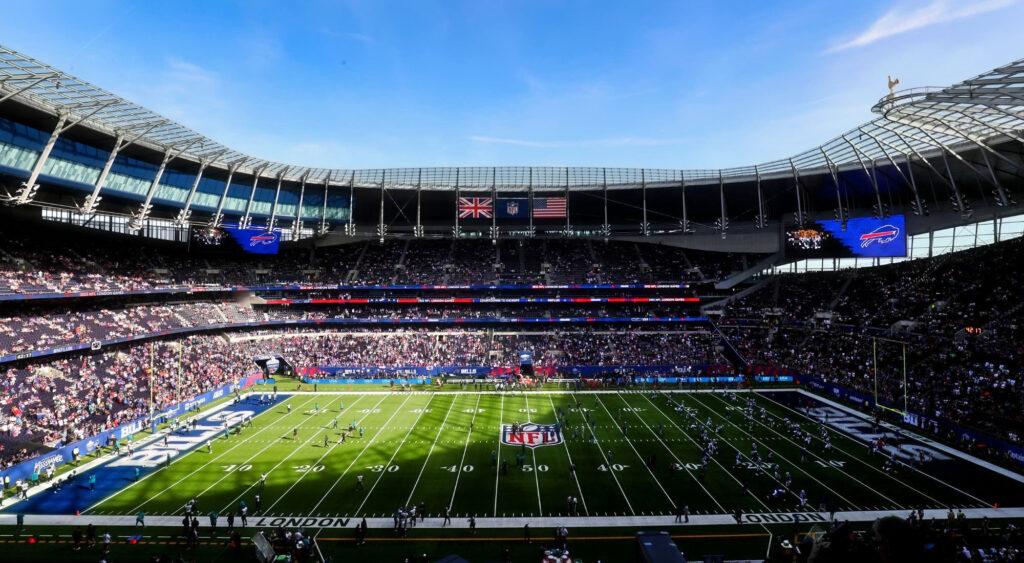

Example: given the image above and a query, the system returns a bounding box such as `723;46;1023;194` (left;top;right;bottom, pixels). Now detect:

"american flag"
458;197;493;219
532;197;567;218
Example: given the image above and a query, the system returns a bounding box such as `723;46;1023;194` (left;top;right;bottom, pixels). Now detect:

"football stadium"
1;4;1024;562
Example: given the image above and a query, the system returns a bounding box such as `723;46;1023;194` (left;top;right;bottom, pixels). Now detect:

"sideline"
1;506;1022;529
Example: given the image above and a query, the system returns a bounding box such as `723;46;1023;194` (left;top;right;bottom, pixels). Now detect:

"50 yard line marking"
306;393;417;519
547;394;588;516
109;394;321;515
523;394;543;516
448;394;481;514
405;394;460;506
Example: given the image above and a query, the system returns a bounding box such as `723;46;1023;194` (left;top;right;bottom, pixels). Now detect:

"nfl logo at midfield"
501;422;562;448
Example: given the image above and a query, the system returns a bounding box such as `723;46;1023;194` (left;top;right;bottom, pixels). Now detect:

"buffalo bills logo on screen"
249;234;278;247
859;224;900;248
501;422;561;448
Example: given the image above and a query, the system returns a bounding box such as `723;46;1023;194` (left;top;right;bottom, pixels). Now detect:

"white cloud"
826;0;1016;53
468;136;689;148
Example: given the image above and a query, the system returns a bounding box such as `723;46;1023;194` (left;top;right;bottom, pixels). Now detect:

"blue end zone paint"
3;394;282;515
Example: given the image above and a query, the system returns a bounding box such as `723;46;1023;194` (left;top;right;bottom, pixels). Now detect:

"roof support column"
241;166;267;229
641;169;649;236
415;169;424;238
820;148;847;228
789;159;807;226
753;165;767;229
859;128;926;215
342;171;355;236
600;168;610;240
680;175;692;233
453;168;461;238
488;168;497;242
378;170;387;242
267;168;289;231
528;168;534;237
564;167;571;237
10;112;66;204
716;170;728;238
173;158;213;226
842;134;886;218
293;171;309;241
81;132;124;216
212;163;241;228
129;146;176;231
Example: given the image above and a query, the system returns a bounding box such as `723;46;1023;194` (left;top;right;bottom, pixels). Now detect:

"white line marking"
546;394;588;516
306;394;416;519
570;392;634;515
405;394;460;506
448;394;481;512
523;394;544;517
353;395;437;516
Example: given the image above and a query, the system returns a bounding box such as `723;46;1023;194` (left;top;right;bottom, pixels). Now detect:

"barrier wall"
0;283;693;303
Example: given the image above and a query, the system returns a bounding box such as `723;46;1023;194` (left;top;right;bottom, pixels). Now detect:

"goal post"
872;336;908;417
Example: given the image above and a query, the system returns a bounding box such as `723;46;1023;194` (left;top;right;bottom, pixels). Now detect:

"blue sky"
1;0;1021;170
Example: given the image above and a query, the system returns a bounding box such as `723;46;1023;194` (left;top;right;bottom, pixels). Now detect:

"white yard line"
448;394;481;514
643;392;800;510
214;400;358;514
726;391;950;508
405;394;460;506
113;394;322;515
258;394;388;516
492;393;505;517
523;394;544;517
305;394;417;519
546;394;588;516
593;395;677;510
570;392;635;515
769;390;1000;505
619;393;738;513
685;392;864;509
352;395;437;517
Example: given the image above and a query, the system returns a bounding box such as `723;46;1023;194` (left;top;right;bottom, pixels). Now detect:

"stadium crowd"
0;326;725;469
0;224;758;294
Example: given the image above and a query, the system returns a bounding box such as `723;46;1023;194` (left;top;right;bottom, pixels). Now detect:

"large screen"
786;215;906;258
190;224;280;255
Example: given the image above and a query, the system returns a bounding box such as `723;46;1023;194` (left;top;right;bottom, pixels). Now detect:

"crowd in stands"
0;223;757;294
721;235;1024;452
0;299;703;358
0;326;726;469
0;334;255;469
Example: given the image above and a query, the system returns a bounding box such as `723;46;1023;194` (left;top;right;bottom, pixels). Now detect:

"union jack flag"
458;197;493;219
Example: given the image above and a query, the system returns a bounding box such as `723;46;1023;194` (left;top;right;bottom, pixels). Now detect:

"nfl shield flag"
496;198;529;219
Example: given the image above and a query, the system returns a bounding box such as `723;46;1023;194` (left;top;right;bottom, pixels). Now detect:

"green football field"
81;388;999;524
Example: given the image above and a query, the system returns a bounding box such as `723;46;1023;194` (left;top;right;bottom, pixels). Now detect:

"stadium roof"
1;43;1023;191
